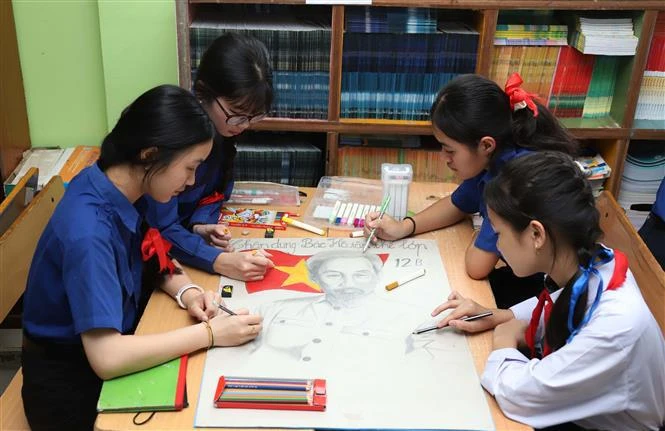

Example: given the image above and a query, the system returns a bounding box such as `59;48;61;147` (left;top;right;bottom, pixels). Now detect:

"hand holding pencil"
363;210;413;242
429;291;512;333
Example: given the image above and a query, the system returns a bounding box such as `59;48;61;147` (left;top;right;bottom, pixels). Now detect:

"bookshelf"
176;1;665;196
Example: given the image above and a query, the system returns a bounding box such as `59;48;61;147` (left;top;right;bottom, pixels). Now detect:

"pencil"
362;195;391;253
212;300;237;316
412;311;493;334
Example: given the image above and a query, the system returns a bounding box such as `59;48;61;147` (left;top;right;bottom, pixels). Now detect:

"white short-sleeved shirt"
481;254;665;431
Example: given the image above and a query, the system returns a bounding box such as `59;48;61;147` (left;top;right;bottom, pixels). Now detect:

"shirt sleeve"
473;216;500;254
509;296;539;321
451;177;482;214
144;196;221;273
481;315;633;429
189;179;234;225
62;231;124;334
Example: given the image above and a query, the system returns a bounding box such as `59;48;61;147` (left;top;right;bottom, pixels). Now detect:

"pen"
412;311;493;335
212;300;237;316
362;195;391;253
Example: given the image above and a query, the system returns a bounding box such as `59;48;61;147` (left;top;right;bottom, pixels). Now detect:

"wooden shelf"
189;0;665;10
179;1;665;190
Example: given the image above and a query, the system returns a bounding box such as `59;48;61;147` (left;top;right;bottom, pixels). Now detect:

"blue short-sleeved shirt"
451;147;531;254
653;177;665;220
143;134;233;272
23;164;144;344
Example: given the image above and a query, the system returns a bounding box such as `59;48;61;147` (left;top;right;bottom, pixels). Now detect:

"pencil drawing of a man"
252;250;448;366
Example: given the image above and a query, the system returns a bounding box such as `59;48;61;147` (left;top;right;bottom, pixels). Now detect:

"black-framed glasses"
214;98;267;126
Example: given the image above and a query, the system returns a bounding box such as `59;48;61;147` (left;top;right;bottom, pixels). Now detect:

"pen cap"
381;163;413;221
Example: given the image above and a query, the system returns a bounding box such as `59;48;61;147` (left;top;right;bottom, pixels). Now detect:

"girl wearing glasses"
144;33;276;281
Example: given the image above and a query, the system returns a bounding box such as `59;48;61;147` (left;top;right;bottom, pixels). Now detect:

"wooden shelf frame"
176;0;665;196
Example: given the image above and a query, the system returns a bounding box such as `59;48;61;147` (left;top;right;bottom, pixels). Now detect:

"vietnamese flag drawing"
245;249;388;294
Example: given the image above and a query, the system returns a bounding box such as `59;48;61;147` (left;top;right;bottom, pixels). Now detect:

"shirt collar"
479;146;530;185
88;163;141;233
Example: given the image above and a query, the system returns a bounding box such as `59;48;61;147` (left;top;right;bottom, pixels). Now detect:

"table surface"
95;182;531;431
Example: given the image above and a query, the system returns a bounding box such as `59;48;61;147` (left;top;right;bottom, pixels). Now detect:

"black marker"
412;311;493;335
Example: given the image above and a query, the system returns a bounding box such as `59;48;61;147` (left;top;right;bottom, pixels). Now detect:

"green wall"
12;0;178;148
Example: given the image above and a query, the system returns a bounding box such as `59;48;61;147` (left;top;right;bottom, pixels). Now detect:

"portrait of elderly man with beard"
251;250;449;367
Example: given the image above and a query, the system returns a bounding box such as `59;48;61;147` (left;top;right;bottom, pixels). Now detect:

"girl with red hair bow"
365;73;579;308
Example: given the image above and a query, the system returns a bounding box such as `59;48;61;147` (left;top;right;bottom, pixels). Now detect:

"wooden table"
95;182;531;431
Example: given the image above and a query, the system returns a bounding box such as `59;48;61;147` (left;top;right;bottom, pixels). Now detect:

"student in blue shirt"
639;176;665;269
144;33;275;281
365;73;578;307
21;85;263;431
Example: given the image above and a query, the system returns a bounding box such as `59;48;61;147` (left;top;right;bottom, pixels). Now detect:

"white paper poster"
195;237;494;431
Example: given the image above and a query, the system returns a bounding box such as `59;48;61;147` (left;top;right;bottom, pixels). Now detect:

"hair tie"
141;228;176;275
504;73;539;117
566;246;614;343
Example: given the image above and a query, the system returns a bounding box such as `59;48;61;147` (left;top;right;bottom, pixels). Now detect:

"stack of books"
575;153;611;196
618;141;665;228
634;12;665;127
570;16;638;56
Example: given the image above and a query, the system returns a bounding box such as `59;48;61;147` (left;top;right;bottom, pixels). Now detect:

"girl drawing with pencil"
144;33;276;282
21;86;262;431
431;152;665;431
364;73;578;308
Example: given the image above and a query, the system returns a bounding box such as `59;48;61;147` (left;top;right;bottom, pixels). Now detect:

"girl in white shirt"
431;151;665;431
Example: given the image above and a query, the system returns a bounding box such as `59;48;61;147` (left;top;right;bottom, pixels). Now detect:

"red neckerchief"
197;191;225;208
524;250;628;359
141;228;176;275
504;72;539;117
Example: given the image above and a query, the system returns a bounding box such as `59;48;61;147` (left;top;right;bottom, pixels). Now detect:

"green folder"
97;355;188;412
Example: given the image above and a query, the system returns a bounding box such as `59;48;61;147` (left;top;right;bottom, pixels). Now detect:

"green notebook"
97;355;188;412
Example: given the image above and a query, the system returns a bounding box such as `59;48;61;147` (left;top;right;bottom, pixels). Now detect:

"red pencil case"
214;376;327;411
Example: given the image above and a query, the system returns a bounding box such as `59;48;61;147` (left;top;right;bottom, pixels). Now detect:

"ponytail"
431;73;579;156
484;151;603;353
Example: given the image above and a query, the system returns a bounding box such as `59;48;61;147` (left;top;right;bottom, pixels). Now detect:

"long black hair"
194;32;274;194
484;151;603;352
98;84;215;180
430;74;578;157
98;85;214;287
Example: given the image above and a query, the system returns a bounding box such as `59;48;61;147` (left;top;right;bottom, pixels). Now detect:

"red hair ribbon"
197;191;225;208
141;228;176;275
504;72;539;117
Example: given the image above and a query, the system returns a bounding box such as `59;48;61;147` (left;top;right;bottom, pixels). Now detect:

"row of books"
341;23;478;120
491;46;619;119
271;72;329;119
343;29;478;74
234;139;323;187
340;72;457;121
490;46;560;104
618;141;665;228
345;7;438;34
190;7;331;119
635;13;665;124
